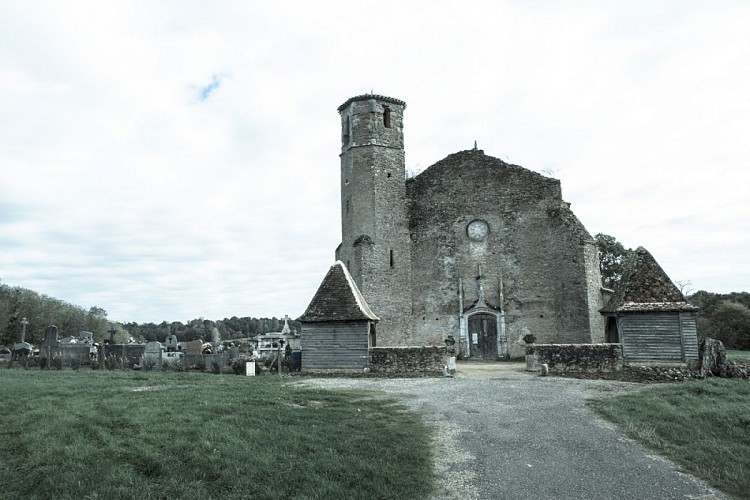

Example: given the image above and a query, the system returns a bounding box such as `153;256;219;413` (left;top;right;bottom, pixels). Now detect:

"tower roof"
338;94;406;112
297;261;380;322
601;246;698;313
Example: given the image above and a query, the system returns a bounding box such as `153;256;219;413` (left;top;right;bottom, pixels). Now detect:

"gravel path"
296;363;724;500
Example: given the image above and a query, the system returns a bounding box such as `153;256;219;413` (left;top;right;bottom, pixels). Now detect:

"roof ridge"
297;262;379;322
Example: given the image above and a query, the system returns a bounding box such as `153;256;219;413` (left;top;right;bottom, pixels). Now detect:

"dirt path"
298;365;725;500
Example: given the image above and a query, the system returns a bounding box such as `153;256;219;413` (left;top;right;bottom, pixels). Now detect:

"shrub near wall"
534;344;623;373
369;346;448;375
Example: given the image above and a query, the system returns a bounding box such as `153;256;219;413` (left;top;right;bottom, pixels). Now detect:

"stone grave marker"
186;339;203;355
144;341;162;362
43;326;59;347
165;335;179;352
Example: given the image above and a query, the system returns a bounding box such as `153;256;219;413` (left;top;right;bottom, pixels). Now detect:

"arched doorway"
468;313;498;359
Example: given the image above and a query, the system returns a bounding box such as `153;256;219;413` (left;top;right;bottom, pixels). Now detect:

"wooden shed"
297;261;379;370
600;246;699;364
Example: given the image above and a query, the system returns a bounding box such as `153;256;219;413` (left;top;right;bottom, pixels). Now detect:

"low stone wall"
369;346;448;375
534;344;623;373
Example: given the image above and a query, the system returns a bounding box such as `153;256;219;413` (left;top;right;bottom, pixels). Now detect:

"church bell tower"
335;94;412;344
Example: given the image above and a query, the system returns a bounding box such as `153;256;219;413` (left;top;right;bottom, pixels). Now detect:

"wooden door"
468;314;498;359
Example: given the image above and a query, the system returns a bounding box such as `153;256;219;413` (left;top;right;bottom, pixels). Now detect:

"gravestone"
41;325;60;366
144;341;162;361
186;340;203;355
43;326;59;347
165;335;179;352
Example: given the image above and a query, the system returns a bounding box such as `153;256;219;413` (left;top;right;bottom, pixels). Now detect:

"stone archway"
460;307;507;360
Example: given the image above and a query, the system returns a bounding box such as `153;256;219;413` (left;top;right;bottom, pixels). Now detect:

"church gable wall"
407;150;597;347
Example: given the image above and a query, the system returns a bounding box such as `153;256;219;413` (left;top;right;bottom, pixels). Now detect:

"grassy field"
589;378;750;499
0;369;433;499
727;349;750;362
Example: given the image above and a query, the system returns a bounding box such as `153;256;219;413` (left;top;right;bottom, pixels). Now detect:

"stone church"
333;94;605;359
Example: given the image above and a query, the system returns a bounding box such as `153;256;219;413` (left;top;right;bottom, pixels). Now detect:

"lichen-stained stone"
330;94;605;355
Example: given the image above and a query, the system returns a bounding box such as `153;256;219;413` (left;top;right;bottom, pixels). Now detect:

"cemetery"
3;318;302;375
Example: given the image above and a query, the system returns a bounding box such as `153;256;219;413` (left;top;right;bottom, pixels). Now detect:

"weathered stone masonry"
534;344;623;373
335;94;605;358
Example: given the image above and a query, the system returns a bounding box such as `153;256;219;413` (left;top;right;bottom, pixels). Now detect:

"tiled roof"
297;261;380;322
337;94;406;112
601;246;699;313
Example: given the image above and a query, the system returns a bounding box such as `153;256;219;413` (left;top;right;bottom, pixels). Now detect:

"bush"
141;357;157;371
104;356;123;370
170;359;186;372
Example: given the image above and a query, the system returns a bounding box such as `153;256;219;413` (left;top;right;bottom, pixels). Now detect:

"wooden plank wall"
679;312;699;361
620;312;684;363
301;321;369;370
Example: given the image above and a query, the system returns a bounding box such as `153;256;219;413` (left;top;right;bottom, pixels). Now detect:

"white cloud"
1;1;748;323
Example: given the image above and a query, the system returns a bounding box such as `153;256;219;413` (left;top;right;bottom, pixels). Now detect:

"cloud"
0;1;748;324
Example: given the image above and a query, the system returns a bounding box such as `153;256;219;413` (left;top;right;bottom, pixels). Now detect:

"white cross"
20;317;28;343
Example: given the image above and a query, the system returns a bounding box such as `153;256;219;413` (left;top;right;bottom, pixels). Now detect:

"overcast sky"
1;1;748;324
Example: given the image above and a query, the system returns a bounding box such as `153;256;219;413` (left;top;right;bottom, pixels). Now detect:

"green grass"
589;378;750;499
727;349;750;362
0;369;434;499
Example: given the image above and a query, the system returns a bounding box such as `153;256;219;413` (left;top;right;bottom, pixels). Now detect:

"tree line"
0;281;110;347
120;316;301;344
688;291;750;350
0;280;300;348
4;238;748;351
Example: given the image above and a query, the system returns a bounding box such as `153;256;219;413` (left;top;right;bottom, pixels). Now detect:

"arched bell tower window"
383;106;391;128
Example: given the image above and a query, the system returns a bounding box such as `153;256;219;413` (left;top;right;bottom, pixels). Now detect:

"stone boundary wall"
369;346;448;375
534;344;623;373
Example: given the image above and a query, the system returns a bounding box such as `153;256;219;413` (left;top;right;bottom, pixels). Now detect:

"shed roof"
297;261;380;322
601;246;699;313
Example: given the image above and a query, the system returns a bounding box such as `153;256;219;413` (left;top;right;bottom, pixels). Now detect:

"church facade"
334;94;605;358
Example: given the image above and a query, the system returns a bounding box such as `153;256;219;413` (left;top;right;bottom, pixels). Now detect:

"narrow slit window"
389;249;394;267
342;115;350;145
346;199;350;213
383;106;391;128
